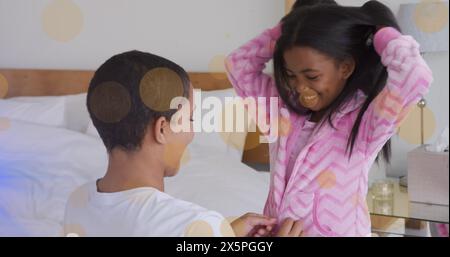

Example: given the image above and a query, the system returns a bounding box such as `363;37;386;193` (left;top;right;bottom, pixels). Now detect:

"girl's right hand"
275;218;304;237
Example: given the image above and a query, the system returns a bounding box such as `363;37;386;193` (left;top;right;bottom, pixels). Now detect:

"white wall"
0;0;284;71
0;0;448;178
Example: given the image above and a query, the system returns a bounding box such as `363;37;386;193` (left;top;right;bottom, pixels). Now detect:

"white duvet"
0;119;269;236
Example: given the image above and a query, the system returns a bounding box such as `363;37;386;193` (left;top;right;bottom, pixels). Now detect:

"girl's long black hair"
274;0;401;163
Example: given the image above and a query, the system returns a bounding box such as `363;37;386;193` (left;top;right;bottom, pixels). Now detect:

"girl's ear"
153;116;170;144
340;58;356;80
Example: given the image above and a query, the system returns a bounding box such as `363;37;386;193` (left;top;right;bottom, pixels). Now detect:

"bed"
0;69;270;236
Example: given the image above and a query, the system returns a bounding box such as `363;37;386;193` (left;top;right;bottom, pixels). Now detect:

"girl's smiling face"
283;46;355;112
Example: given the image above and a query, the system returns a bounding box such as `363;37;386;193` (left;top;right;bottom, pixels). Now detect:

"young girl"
225;0;433;236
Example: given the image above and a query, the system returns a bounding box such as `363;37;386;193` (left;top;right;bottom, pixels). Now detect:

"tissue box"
408;146;449;206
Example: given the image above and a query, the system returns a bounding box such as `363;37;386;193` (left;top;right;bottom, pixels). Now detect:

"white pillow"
9;93;90;132
64;93;90;132
0;96;66;128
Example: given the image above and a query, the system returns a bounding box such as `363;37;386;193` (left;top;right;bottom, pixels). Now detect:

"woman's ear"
340;58;356;80
153;116;170;144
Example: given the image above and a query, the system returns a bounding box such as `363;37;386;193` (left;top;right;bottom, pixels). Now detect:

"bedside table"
368;178;449;237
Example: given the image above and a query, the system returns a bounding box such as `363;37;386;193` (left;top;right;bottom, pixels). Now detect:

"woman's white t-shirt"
63;182;235;237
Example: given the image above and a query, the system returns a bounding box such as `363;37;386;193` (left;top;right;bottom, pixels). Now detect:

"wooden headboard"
0;69;232;98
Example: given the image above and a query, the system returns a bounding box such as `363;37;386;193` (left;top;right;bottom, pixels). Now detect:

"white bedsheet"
0;120;269;236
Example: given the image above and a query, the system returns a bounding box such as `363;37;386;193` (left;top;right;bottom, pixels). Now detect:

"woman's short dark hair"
87;50;190;152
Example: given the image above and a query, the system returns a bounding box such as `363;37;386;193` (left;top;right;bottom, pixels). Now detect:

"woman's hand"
230;213;277;237
274;218;304;237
